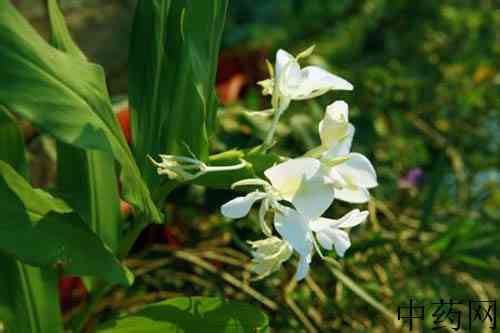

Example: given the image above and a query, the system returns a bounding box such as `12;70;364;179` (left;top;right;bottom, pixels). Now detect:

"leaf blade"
0;161;133;286
129;0;228;190
97;297;269;333
0;0;161;224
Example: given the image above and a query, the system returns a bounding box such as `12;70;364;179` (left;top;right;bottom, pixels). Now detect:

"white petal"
295;254;312;281
264;157;320;198
325;100;349;122
328;229;351;257
336;209;369;228
324;166;348;188
323;124;355;159
278;61;302;97
335;153;378;188
265;158;334;218
220;191;264;218
299;66;353;95
334;186;370;204
291;176;335;218
315;231;333;250
275;49;295;79
273;208;313;257
309;217;335;232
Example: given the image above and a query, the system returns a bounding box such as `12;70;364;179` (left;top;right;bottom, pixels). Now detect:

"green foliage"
129;0;228;189
97;297;269;333
0;108;29;178
0;161;133;286
0;0;160;224
47;0;121;260
0;107;63;333
0;259;63;333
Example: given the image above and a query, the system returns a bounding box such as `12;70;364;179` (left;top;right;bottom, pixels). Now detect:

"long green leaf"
0;161;133;286
97;297;269;333
129;0;228;189
0;0;161;224
0;108;63;333
0;258;63;333
47;0;121;256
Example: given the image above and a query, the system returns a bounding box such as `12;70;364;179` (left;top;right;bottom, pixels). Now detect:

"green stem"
263;101;289;150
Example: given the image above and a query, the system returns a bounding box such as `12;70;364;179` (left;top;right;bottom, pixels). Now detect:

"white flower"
221;157;335;236
259;48;354;148
264;157;335;219
310;209;369;257
259;49;353;110
318;101;378;203
273;208;368;280
274;207;314;281
221;177;284;236
248;236;293;280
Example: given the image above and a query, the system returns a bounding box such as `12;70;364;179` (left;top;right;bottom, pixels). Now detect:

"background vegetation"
10;0;500;332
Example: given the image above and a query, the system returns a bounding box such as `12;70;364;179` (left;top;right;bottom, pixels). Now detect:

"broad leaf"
129;0;228;189
0;161;133;286
0;107;63;333
47;0;121;255
97;297;269;333
57;147;121;253
0;0;161;224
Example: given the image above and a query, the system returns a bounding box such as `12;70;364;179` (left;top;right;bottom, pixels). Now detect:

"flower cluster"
150;47;377;281
221;48;377;280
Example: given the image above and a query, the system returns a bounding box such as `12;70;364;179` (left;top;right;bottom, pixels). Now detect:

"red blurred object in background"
215;48;268;105
216;73;247;104
59;276;87;311
116;105;132;145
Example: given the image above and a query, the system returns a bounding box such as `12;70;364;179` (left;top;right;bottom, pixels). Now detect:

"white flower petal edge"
220;191;266;219
334;153;378;189
274;49;353;102
264;157;335;219
310;209;369;257
319;100;353;148
295;253;312;281
333;186;371;204
275;49;295;79
296;66;353;98
274;207;313;258
274;208;315;281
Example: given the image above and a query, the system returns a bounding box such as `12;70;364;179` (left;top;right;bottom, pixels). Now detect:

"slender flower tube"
149;155;247;182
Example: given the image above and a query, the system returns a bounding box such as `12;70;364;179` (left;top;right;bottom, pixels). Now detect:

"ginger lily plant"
0;0;381;331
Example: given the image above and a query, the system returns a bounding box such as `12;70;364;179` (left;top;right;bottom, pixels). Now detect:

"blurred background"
14;0;500;332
